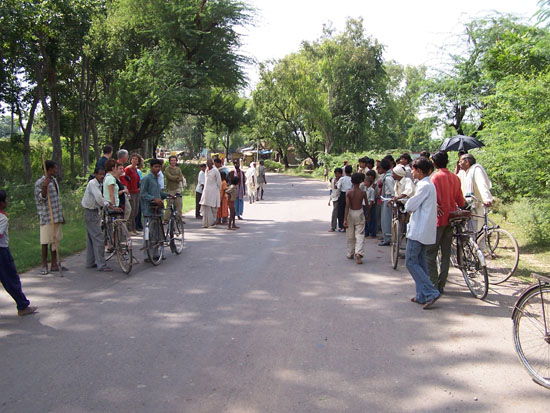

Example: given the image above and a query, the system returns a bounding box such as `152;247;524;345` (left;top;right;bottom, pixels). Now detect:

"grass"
9;187;198;273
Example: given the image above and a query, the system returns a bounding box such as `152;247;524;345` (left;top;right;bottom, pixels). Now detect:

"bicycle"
101;207;133;274
512;272;550;389
390;200;409;269
448;209;489;300
143;194;184;265
467;196;519;285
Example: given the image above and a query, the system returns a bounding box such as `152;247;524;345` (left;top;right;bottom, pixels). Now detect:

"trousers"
425;225;454;293
346;208;365;257
84;208;107;270
0;247;30;310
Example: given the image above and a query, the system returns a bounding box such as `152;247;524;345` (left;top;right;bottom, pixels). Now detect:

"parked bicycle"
390;200;409;269
467;196;519;284
448;209;489;300
143;194;184;265
512;273;550;389
101;207;133;274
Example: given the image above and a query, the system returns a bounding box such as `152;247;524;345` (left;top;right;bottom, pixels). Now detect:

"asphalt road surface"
0;173;548;412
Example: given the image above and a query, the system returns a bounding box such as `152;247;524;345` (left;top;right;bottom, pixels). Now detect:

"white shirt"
405;176;437;245
199;167;222;207
395;176;415;198
196;170;205;194
457;164;493;204
337;175;352;192
157;170;165;190
82;178;109;210
330;177;340;202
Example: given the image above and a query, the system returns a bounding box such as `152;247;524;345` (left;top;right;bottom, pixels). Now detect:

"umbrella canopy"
438;135;484;152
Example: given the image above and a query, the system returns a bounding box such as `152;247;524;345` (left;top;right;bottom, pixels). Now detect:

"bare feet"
355;254;363;264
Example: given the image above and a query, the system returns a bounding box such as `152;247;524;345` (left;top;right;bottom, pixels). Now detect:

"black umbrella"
438;135;484;152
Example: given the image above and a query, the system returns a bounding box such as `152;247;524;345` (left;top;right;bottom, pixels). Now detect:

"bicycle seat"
449;209;471;223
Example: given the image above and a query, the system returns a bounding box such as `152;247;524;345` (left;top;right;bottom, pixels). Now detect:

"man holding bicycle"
140;159;170;261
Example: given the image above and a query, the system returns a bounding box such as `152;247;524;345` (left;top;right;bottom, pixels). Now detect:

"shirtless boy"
344;172;369;264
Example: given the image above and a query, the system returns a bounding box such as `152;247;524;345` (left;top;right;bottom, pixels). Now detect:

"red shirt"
123;165;141;194
431;168;465;227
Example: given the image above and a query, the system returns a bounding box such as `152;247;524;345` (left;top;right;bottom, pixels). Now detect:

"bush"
263;159;284;171
505;198;550;246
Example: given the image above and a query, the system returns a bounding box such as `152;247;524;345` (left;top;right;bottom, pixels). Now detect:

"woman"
124;153;141;234
216;171;229;225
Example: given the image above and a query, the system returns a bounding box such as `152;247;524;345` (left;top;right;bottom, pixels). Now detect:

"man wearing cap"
392;164;415;202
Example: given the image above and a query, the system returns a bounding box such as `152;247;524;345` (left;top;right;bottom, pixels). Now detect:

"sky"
240;0;541;89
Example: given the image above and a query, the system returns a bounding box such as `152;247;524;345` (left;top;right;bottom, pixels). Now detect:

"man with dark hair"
399;153;413;179
336;165;353;232
140;158;170;262
34;160;65;274
95;144;113;172
405;157;440;309
164;155;186;222
379;158;394;246
357;157;368;173
426;151;465;293
328;167;343;232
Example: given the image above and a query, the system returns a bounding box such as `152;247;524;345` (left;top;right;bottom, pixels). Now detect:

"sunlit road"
0;173;548;412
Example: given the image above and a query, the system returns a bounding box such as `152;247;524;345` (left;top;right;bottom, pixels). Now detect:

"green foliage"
503;199;550;246
263;160;284;171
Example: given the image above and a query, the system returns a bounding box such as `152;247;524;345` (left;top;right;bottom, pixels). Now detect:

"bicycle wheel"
458;237;489;300
115;222;133;274
146;218;164;265
513;285;550;389
169;215;184;255
390;219;400;269
478;228;519;284
104;217;115;259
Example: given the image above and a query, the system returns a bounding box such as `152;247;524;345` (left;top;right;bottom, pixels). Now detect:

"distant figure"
124;153;141;234
199;159;222;228
164;155;185;222
217;171;229;225
229;160;246;219
195;163;206;219
226;176;240;230
363;173;377;238
328;168;342;232
336;165;353;232
256;160;267;200
95;144;113;172
246;162;257;204
0;190;38;316
378;159;394;246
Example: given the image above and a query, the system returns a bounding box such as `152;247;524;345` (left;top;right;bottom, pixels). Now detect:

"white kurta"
457;165;493;204
199;167;222;208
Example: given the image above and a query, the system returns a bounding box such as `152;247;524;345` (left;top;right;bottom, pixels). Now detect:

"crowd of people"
0;146;269;316
328;150;494;309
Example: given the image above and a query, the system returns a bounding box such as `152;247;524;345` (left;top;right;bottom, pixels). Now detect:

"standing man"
140;159;170;262
378;159;395;246
426;151;465;293
81;167;113;272
95;144;113;173
117;149;129;166
164;155;186;220
124;153;141;234
229;159;246;220
457;153;493;232
256;160;267;200
34;160;65;274
405;157;440;309
195;164;206;219
199;159;222;228
336;165;353;232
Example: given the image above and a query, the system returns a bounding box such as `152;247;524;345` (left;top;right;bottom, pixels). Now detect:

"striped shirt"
34;176;63;225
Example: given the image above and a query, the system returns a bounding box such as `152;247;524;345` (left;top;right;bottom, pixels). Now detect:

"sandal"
50;266;68;272
411;297;423;304
40;268;49;275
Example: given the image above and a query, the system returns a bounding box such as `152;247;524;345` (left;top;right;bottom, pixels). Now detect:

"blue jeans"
235;199;244;216
406;239;440;304
0;247;31;310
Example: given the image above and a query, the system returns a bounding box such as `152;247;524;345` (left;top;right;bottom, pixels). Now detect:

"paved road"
0;173;548;412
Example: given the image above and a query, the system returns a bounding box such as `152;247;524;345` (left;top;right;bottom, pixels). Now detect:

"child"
225;176;240;230
0;190;38;316
344;173;369;264
216;171;229;225
328;168;342;232
363;174;377;238
404;157;440;309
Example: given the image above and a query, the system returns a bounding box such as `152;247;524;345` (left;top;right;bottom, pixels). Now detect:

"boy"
363;174;377;238
337;165;353;232
328;168;342;232
404;158;440;309
0;190;38;316
226;176;240;230
344;173;369;264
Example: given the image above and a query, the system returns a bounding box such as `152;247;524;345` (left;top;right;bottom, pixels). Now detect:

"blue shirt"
140;172;168;217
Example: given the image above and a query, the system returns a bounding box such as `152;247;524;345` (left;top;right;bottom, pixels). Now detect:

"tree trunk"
16;93;39;184
79;55;91;176
69;134;76;177
91;117;99;160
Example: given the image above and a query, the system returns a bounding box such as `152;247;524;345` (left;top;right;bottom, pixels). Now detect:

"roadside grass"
10;188;197;273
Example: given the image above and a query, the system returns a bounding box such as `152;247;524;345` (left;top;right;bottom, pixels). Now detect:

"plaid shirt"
34;176;64;225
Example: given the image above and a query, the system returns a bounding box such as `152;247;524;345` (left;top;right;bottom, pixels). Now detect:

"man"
195;164;206;219
117;149;129;166
426;151;465;293
140;159;170;261
95;144;113;173
246;162;257;204
34;160;65;274
256;160;267;200
229;159;246;220
336;165;353;232
378;159;395;246
199;158;222;228
392;165;415;201
164;155;186;220
81;167;114;272
398;153;413;179
215;158;230;182
457;153;493;232
124;153;141;234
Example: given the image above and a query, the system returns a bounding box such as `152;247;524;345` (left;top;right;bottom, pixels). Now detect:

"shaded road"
0;173;548;412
